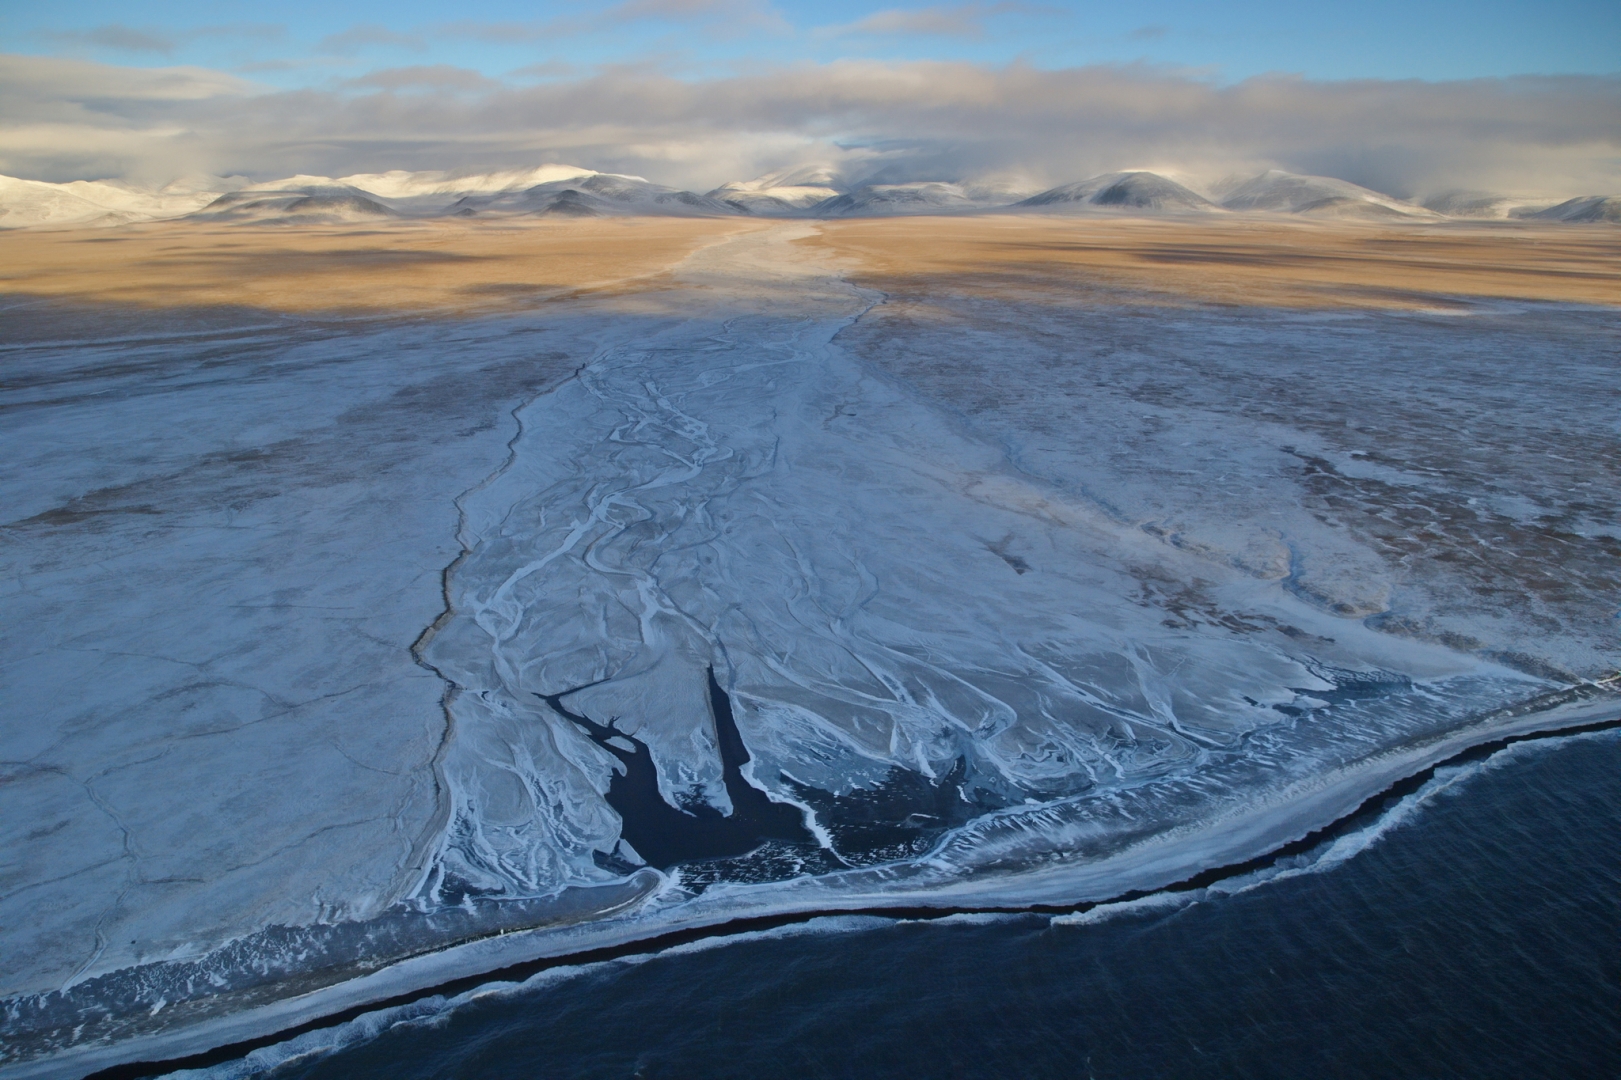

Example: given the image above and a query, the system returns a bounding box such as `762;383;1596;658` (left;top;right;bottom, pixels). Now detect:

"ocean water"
171;727;1621;1080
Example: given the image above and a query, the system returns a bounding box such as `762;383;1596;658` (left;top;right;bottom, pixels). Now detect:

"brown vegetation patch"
804;215;1621;309
0;217;767;315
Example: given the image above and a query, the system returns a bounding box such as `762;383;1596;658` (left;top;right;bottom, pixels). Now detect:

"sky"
2;1;1618;194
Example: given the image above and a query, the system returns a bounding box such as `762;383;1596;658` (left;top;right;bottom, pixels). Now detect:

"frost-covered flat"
1;216;1616;1078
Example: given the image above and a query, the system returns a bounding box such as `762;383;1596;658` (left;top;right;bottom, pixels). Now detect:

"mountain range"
0;165;1612;229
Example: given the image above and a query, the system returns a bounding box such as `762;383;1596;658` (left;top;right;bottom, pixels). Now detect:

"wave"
1054;724;1621;929
162;915;897;1079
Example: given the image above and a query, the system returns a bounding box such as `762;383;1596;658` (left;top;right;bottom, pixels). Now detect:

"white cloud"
347;66;500;92
830;4;1034;40
317;24;426;55
439;1;790;43
1;53;256;101
1;53;1616;199
605;0;789;28
45;25;177;55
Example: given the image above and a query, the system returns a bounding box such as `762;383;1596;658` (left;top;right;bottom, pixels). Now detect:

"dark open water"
184;729;1621;1080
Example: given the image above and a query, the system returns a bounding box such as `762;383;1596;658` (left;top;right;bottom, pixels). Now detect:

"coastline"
8;682;1613;1080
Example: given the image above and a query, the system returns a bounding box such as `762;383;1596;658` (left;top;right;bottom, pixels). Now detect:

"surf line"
84;694;1621;1080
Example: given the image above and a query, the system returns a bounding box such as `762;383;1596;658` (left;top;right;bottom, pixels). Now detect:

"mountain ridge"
1;165;1614;228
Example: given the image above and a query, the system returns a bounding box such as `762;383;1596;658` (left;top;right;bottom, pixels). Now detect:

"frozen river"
2;225;1616;1076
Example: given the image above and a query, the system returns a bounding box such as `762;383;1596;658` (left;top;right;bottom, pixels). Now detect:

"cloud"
191;23;289;43
1;53;255;101
237;59;314;75
510;61;582;80
438;21;549;43
443;0;790;41
607;0;787;25
2;53;1616;201
1129;25;1170;41
318;24;426;55
43;22;288;58
831;4;1032;39
46;25;177;55
347;66;499;92
0;55;257;184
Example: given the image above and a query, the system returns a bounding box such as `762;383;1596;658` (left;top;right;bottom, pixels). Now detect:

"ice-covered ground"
0;303;615;987
2;225;1616;1076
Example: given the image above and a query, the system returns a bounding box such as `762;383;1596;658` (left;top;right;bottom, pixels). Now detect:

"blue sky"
7;0;1619;88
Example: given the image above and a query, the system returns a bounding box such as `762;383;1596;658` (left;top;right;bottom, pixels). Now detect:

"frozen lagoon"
2;223;1617;1075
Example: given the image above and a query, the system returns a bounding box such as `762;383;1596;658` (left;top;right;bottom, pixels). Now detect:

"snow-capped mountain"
1;163;1616;228
1418;190;1554;218
813;182;968;216
448;172;739;218
1018;171;1215;212
191;179;398;224
1213;170;1436;219
333;166;600;214
708;165;845;215
0;174;245;229
1519;195;1621;223
0;166;736;228
811;179;1035;217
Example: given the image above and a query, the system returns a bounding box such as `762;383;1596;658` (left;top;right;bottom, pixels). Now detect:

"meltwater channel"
156;726;1621;1080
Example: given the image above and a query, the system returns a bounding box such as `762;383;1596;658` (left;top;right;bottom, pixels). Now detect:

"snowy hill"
958;177;1044;205
190;180;399;224
1018;171;1215;212
180;168;735;222
450;173;739;218
708;168;1037;217
0;174;241;229
3;164;1612;228
1519;195;1621;223
0;166;720;227
708;165;845;215
1418;190;1557;218
755;164;847;190
339;165;596;199
1214;170;1435;219
336;166;600;214
812;181;1024;217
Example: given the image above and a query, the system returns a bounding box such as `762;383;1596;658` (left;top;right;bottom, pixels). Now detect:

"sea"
169;727;1620;1080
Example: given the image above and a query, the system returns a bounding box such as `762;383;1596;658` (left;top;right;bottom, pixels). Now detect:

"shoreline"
9;682;1613;1080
